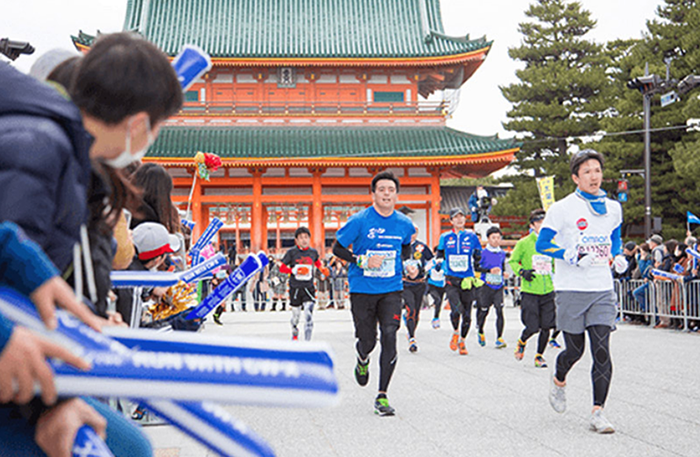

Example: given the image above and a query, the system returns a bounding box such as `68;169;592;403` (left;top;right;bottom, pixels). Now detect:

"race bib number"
449;255;470;273
363;250;396;278
532;254;553;275
485;273;502;285
577;234;611;267
293;264;313;281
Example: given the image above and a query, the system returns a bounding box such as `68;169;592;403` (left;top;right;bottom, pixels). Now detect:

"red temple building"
73;0;518;252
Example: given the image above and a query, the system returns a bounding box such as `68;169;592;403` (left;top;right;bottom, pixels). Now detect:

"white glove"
563;248;579;266
577;253;595;268
613;255;629;274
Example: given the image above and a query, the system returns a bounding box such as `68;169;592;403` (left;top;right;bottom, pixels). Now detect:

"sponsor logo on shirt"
580;234;609;244
367;227;386;239
577;218;588;230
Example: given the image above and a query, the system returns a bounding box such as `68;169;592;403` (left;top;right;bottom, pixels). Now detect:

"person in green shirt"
508;209;556;368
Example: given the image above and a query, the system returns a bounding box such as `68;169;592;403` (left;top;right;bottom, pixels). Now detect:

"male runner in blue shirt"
333;171;415;416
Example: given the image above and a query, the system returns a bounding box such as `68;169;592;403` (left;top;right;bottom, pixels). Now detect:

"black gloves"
521;269;535;282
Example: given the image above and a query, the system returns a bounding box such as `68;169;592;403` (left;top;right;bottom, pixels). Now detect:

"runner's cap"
449;207;465;219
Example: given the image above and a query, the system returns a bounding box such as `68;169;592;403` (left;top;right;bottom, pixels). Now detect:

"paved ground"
145;303;700;457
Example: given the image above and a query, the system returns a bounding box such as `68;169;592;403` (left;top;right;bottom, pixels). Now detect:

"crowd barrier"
614;278;700;331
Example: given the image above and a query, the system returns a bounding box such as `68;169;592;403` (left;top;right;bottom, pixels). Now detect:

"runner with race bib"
509;209;555;368
333;171;414;416
280;227;329;341
475;226;508;349
536;149;625;434
436;207;482;356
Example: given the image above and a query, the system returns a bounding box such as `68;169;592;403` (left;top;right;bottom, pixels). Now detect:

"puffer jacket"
0;64;93;273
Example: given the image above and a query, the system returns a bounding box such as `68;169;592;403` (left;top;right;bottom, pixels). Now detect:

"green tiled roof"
75;0;490;59
146;126;517;160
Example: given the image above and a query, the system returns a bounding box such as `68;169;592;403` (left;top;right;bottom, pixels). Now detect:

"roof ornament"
418;0;434;44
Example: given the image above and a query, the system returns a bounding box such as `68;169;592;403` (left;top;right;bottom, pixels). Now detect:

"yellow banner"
536;176;555;211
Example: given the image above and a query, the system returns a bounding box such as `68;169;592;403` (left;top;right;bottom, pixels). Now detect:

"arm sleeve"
424;245;434;262
401;243;412;261
0;311;14;355
279;263;292;274
535;228;566;260
332;240;356;264
436;249;445;260
611;224;623;257
0;222;59;295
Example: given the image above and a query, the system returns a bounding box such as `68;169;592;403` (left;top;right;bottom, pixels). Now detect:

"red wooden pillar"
430;169;442;248
311;168;324;252
261;206;269;252
251;168;264;251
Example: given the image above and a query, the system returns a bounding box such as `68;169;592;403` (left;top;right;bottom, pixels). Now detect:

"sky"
2;0;662;140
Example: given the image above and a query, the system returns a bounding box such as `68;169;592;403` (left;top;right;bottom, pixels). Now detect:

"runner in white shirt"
535;149;628;434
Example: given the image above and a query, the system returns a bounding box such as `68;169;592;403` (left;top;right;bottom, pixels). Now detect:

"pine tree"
594;0;700;240
495;0;609;218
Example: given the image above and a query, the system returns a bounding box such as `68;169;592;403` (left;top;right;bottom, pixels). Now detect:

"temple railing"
178;100;449;116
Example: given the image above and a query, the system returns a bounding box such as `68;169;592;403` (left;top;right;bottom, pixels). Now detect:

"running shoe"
589;409;615;434
408;337;418;353
549;375;566;413
213;314;223;326
374;396;395;416
292;334;298;341
449;333;459;351
534;354;547;368
431;318;440;329
131;407;146;421
477;333;486;347
495;338;507;349
549;339;561;349
354;356;369;387
458;340;468;355
514;339;526;361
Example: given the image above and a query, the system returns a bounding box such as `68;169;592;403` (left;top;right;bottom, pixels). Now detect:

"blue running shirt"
336;206;415;294
437;230;482;278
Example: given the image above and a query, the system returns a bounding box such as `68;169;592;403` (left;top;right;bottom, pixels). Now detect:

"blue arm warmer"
611;224;623;257
535;227;566;260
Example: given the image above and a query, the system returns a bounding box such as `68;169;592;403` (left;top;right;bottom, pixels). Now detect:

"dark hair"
529;208;546;225
130;163;177;232
677;243;688;257
664;240;678;255
486;226;502;238
295;226;311;238
371;170;400;193
570;149;605;176
70;32;183;126
46;56;81;89
639;243;650;254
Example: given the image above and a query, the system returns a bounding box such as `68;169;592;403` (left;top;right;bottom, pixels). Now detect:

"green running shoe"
374;396;395;416
354;356;369;387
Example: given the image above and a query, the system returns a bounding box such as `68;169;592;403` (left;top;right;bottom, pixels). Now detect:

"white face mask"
105;117;154;169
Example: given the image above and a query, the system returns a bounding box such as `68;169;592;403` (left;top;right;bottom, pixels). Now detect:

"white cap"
132;222;181;261
29;48;80;81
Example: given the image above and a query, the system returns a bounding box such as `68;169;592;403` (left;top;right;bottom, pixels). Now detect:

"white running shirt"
541;192;622;292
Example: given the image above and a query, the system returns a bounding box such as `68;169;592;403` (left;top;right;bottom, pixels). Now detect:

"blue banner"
688;211;700;225
651;269;684;281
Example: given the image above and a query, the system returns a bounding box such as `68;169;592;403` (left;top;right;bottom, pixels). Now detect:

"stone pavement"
145;304;700;457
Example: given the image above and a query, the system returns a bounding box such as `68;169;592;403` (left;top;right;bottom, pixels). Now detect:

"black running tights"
555;326;612;407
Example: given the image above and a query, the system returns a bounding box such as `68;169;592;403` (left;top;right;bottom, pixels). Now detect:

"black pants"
351;291;402;393
555;326;613;407
402;282;426;339
445;277;476;338
476;286;504;338
428;284;445;319
519;292;555;355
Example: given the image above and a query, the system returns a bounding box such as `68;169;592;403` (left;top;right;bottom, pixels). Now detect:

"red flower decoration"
203;153;222;171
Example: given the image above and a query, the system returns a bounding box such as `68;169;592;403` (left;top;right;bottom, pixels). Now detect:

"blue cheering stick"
0;287;337;457
172;44;212;92
72;425;114;457
110;253;227;288
189;218;224;266
185;252;267;320
651;269;684;281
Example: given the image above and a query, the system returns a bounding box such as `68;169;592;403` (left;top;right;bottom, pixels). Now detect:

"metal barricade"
614;279;654;324
651;279;688;331
682;280;700;330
